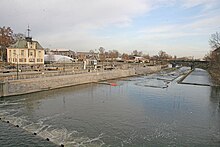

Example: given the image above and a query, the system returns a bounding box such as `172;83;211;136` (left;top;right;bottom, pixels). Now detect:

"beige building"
7;37;44;65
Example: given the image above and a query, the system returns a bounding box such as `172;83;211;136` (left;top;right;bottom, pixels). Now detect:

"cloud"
139;12;220;40
182;0;220;9
1;0;219;58
1;0;150;31
0;0;154;49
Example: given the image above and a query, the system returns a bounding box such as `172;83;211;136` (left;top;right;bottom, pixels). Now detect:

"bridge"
169;60;210;69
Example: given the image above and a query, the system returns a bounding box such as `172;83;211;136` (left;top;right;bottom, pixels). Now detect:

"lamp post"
63;57;65;72
16;54;19;80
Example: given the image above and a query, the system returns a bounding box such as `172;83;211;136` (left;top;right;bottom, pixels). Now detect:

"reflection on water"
0;68;220;146
211;86;220;99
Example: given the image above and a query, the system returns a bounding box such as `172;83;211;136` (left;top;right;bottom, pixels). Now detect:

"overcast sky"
1;0;220;58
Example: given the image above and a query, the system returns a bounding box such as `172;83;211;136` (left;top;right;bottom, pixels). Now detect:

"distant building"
44;54;75;63
7;37;44;65
76;51;99;61
50;49;75;58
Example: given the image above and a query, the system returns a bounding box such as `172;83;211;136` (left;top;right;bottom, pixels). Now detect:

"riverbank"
0;66;161;97
209;68;220;86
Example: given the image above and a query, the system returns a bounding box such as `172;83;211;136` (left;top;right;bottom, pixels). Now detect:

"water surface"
0;68;220;146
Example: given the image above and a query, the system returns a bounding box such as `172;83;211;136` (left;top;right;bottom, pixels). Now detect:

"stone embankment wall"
0;66;161;97
0;69;134;97
135;66;161;75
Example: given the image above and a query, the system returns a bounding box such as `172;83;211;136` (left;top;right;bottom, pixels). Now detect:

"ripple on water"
0;108;105;147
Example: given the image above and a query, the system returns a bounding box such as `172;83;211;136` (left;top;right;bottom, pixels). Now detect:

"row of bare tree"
0;26;173;64
0;26;14;61
0;26;26;61
204;32;220;70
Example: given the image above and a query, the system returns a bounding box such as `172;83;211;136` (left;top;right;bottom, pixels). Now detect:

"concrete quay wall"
135;65;161;75
0;69;134;97
0;66;161;97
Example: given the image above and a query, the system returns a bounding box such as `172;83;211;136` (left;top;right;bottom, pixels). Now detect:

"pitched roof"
51;49;72;52
9;38;43;49
44;55;74;63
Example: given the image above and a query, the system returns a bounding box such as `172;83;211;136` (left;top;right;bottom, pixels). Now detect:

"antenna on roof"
27;25;31;38
25;25;32;42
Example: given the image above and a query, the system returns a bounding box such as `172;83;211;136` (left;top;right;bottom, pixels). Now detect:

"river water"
0;67;220;147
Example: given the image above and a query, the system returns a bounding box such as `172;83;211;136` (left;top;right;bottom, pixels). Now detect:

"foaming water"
0;110;105;146
0;67;220;146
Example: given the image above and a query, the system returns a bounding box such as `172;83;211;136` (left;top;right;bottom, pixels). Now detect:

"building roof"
44;55;74;63
9;38;43;49
76;51;99;55
51;49;73;52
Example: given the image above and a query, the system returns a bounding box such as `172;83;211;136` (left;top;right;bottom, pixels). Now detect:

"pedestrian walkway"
181;68;212;86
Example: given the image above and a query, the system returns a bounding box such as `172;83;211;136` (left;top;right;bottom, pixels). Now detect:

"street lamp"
13;53;19;80
16;54;19;80
16;59;18;79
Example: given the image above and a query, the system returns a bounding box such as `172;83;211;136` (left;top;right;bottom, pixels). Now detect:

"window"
21;50;24;56
13;50;16;55
29;58;35;62
29;52;33;56
9;50;12;56
38;51;41;57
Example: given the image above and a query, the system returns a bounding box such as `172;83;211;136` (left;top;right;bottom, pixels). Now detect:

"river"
0;67;220;147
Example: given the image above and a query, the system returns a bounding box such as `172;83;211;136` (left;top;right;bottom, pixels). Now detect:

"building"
44;54;75;63
7;37;44;65
76;51;99;61
50;49;75;58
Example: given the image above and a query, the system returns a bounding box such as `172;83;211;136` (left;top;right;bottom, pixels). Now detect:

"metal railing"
0;63;156;82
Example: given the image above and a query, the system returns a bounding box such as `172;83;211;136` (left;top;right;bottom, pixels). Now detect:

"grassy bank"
208;68;220;85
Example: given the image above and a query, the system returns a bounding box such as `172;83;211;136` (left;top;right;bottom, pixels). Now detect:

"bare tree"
132;50;143;56
98;47;105;54
209;32;220;50
203;51;212;62
158;50;167;60
109;50;119;68
132;50;138;56
98;47;106;66
13;33;25;42
0;26;14;61
122;53;129;61
143;54;150;59
89;49;94;54
207;32;220;68
112;50;119;59
89;49;95;59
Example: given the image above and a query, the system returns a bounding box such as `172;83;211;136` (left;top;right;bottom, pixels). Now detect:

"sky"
1;0;220;58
